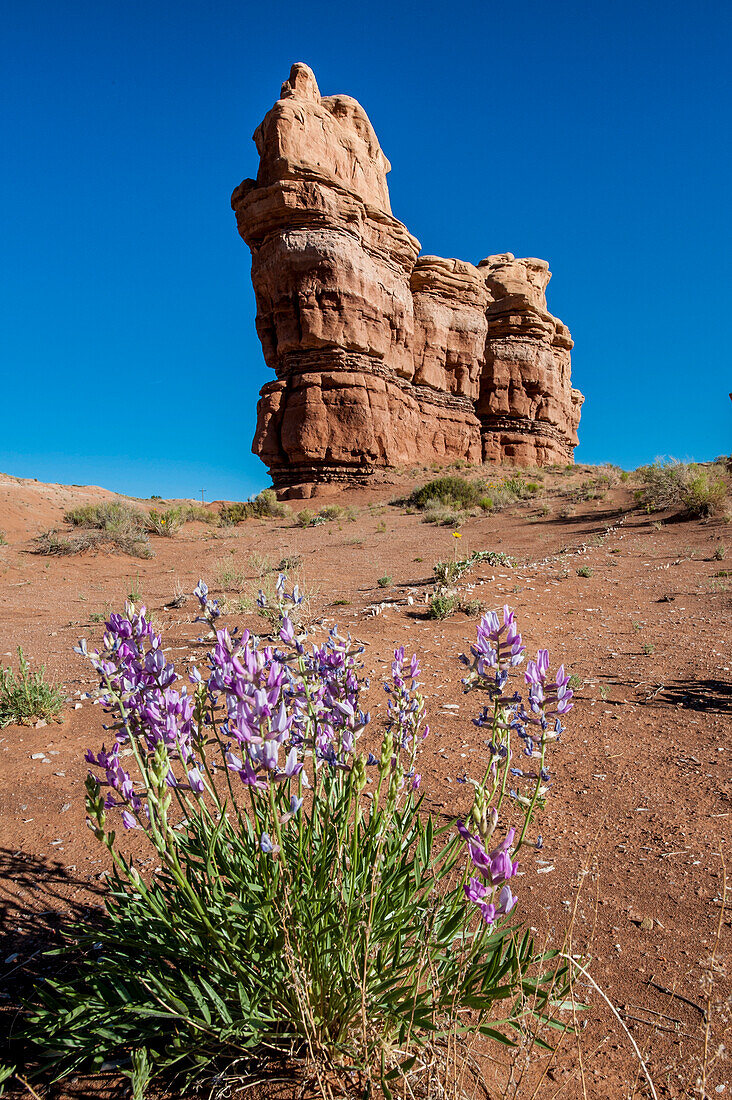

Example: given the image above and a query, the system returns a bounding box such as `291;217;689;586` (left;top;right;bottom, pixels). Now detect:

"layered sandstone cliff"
232;63;583;495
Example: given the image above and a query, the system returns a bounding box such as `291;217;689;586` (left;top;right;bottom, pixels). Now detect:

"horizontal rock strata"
233;63;583;495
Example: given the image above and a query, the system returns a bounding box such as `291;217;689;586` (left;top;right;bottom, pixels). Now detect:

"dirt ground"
0;465;730;1098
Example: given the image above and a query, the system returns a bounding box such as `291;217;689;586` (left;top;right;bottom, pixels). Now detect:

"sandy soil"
0;466;730;1098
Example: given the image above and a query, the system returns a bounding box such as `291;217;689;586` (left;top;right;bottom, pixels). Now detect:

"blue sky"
1;0;729;500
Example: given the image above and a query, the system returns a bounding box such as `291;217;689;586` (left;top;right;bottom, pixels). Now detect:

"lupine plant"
18;580;573;1096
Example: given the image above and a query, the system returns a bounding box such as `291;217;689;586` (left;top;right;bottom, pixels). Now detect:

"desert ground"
0;463;729;1098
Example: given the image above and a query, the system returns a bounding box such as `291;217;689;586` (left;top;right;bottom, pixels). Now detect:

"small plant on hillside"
428;592;457;619
145;507;184;536
0;648;65;728
219;490;290;526
377;575;391;588
17;592;574;1095
0;530;7;546
181;503;217;525
636;459;728;518
421;504;467;526
64;501;145;535
33;529;153;560
567;674;582;691
127;573;143;603
295;505;346;528
712;544;726;561
577;564;593;577
407;476;488;512
317;504;345;522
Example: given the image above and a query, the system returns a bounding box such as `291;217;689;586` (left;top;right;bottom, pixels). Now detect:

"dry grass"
33;529;153;559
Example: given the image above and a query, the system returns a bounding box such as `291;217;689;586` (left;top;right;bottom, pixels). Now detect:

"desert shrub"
428;592;457;619
0;530;7;546
713;544;726;560
0;648;65;728
682;467;727;517
576;564;593;577
218;501;251;525
427;593;484;621
636;459;728;518
296;508;315;528
145;507;184;536
33;529;153;559
407;476;486;511
377;575;391;588
181;504;218;525
502;476;540;499
317;504;345;521
420;501;468;526
219;490;290;526
16;594;572;1095
296;505;347;527
64;500;145;534
252;488;290;518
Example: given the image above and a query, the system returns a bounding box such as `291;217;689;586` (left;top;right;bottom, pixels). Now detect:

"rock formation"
232;63;583;496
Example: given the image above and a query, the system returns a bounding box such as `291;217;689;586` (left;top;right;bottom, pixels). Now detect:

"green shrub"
682;468;727;517
317;504;345;521
576;565;592;578
377;575;391;588
182;504;218;525
14;594;573;1096
713;544;726;561
0;648;65;728
64;500;145;535
636;459;728;518
296;505;346;527
428;592;457;619
219;490;290;526
218;501;251;525
407;476;486;511
252;488;290;518
145;507;184;536
296;508;315;528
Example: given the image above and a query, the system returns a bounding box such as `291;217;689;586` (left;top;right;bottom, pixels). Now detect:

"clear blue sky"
2;0;729;500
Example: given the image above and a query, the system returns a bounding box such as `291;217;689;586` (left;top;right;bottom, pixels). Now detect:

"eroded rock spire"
232;63;583;496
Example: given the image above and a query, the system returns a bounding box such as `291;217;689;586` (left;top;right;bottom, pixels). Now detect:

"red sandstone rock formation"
232;63;583;495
